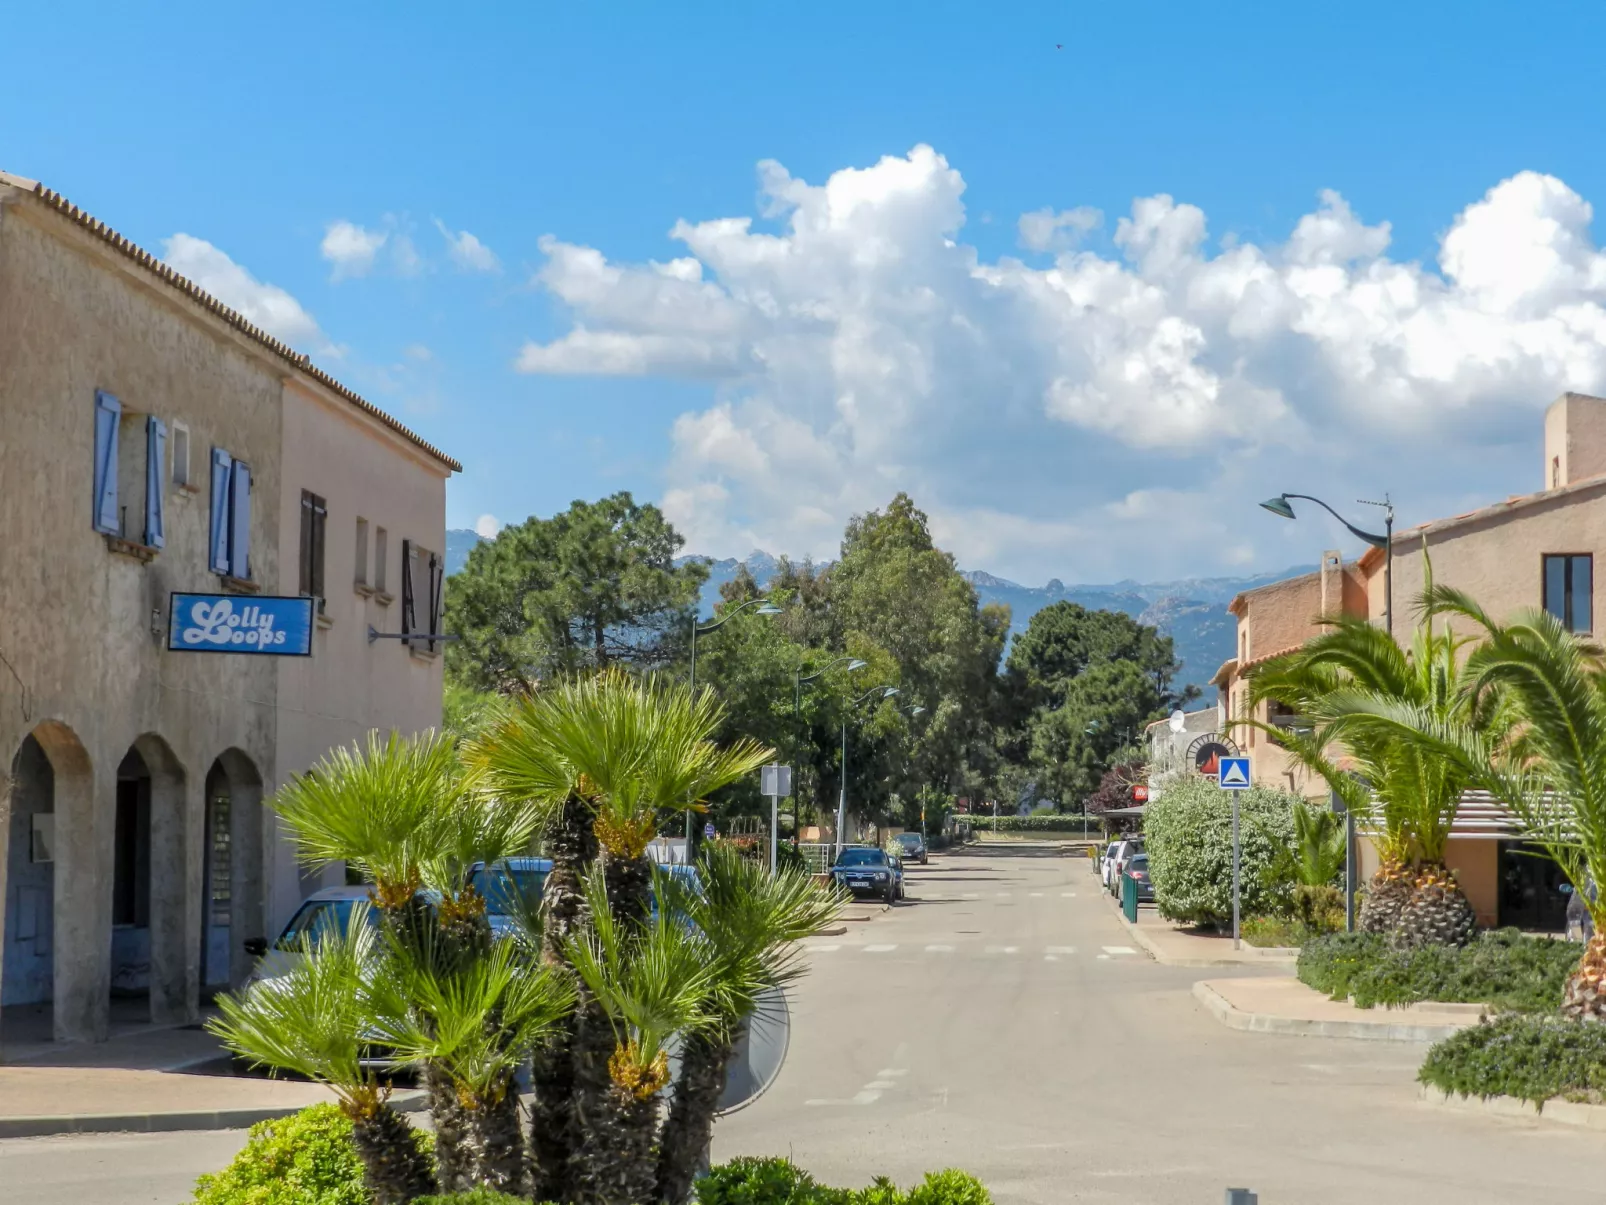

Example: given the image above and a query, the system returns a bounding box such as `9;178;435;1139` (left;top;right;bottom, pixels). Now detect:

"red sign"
1131;784;1149;802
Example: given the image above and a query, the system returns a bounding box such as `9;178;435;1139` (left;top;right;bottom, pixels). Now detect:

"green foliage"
1299;930;1581;1011
965;814;1094;832
190;1104;369;1205
414;1192;535;1205
1142;777;1301;927
1420;1014;1606;1105
694;1158;991;1205
1262;800;1345;891
445;491;706;691
1240;914;1319;948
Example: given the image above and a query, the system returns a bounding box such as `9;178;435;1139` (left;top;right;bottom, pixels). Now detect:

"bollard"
1224;1190;1257;1205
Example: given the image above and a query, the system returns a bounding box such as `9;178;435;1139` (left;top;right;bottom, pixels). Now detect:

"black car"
831;846;899;904
1124;853;1154;903
893;832;929;864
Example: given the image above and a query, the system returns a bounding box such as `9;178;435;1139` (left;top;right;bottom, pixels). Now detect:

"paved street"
4;845;1606;1203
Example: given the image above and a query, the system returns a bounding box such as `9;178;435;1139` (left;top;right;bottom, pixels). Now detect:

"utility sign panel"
761;764;793;797
168;593;314;656
1218;757;1252;790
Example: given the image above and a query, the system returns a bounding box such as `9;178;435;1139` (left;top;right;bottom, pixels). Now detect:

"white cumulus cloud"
162;234;325;351
515;146;1606;582
320;220;388;280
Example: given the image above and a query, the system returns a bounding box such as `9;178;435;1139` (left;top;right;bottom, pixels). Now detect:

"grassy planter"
1299;929;1581;1012
1420;1014;1606;1106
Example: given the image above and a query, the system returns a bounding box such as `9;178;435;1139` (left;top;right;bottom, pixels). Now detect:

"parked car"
470;857;552;938
243;886;379;987
1107;838;1144;896
1124;853;1154;903
886;851;907;901
893;832;929;864
831;846;899;904
1099;840;1122;890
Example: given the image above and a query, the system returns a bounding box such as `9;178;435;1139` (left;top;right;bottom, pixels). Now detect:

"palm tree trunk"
530;790;598;1204
655;1030;732;1205
569;1067;661;1205
425;1063;474;1195
462;1084;531;1197
348;1101;437;1205
1395;862;1478;949
1561;931;1606;1021
1358;861;1413;934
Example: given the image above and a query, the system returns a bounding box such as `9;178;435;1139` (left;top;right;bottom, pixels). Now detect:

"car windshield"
897;834;922;846
470;864;549;916
1129;855;1148;870
836;848;886;867
274;899;366;952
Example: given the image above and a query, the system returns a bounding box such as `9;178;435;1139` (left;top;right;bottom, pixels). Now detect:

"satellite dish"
718;983;790;1115
662;983;792;1116
1168;710;1186;734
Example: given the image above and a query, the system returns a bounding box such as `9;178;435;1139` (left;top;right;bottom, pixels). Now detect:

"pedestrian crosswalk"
804;941;1133;961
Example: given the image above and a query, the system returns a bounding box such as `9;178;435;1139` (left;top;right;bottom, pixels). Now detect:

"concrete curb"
1103;892;1298;968
817;924;849;937
1192;980;1472;1042
0;1088;428;1138
1418;1085;1606;1130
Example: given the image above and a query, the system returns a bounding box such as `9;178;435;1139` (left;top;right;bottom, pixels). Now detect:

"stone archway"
127;734;189;1024
202;749;264;990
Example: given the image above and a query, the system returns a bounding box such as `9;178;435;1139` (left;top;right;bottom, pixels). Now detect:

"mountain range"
444;531;1308;697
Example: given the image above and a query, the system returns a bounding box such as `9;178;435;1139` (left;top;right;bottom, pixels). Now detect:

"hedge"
1420;1014;1606;1105
1142;777;1301;927
961;814;1096;833
1299;929;1581;1012
191;1104;376;1205
696;1157;991;1204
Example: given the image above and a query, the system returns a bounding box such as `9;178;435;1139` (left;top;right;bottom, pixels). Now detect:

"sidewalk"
1194;976;1483;1042
1099;879;1299;968
0;1016;423;1136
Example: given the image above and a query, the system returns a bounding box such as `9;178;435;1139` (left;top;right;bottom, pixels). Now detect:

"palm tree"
1262;801;1347;931
371;932;576;1195
269;729;545;1188
208;910;436;1205
563;864;715;1205
1248;610;1490;946
469;671;770;1201
655;844;845;1205
1344;587;1606;1018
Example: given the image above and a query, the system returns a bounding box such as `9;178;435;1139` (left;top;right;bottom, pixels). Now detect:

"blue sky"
9;1;1606;582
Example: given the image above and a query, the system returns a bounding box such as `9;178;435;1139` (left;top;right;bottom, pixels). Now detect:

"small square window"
171;423;191;488
355;517;370;587
1543;554;1593;633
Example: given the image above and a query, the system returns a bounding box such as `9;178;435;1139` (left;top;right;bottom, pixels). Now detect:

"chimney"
1544;393;1606;490
1319;550;1343;627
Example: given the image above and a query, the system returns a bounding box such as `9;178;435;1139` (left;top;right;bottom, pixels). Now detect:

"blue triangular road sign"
1218;757;1251;789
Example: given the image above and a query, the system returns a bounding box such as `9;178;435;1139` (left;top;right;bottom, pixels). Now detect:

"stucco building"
1211;393;1606;931
0;171;459;1042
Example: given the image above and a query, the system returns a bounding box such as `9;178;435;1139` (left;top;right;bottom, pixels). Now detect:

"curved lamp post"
1259;493;1394;637
836;685;899;856
686;595;782;838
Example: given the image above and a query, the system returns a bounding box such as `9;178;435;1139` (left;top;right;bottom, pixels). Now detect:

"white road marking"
877;1068;909;1077
1030;892;1044;898
962;892;980;899
924;944;955;953
864;944;898;953
995;891;1013;897
1061;892;1077;898
1102;945;1137;955
1044;955;1059;962
864;1080;895;1090
985;945;1019;954
1045;945;1076;955
851;1089;883;1105
812;944;841;953
1096;953;1111;960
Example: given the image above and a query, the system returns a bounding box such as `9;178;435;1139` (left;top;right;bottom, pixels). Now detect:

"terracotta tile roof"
0;171;461;474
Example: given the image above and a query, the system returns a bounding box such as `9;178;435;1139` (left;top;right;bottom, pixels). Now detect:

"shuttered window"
427;550;443;653
209;449;233;572
299;490;327;601
400;538;416;640
93;391;122;535
229;462;252;580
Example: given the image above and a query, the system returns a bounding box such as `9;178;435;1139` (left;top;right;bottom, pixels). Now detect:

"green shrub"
414;1193;533;1205
1298;929;1580;1011
1420;1014;1606;1105
903;1169;992;1205
1241;915;1314;949
696;1156;850;1204
969;814;1095;833
191;1104;370;1205
1143;778;1301;927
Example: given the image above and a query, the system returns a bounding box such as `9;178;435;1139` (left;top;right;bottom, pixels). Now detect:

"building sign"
1132;784;1150;802
168;593;314;656
1186;733;1241;778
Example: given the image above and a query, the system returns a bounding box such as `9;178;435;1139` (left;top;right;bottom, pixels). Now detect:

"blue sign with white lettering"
168;593;314;656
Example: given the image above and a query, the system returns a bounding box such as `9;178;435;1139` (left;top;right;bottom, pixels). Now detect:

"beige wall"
271;381;447;924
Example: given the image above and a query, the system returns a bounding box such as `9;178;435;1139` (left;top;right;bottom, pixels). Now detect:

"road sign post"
1217;757;1252;949
761;764;792;872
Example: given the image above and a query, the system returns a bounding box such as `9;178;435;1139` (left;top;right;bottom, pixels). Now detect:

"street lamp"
1259;492;1394;637
836;685;899;856
796;655;868;716
686;595;783;838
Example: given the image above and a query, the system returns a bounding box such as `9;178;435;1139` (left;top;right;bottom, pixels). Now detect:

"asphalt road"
4;845;1605;1204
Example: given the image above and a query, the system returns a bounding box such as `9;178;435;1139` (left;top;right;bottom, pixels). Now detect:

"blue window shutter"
144;417;167;549
93;391;122;534
230;461;252;580
209;448;233;573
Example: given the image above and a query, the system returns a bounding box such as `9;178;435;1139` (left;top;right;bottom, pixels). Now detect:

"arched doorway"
3;721;100;1043
201;750;264;991
110;735;188;1024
